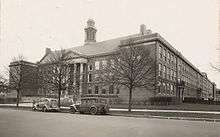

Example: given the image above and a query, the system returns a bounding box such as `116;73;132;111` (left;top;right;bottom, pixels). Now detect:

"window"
167;83;170;93
159;46;162;53
109;85;114;94
170;84;173;91
95;86;99;94
116;88;120;94
94;74;99;80
163;49;167;61
170;84;174;95
88;65;93;71
167;68;170;80
163;82;166;92
102;60;107;68
88;74;92;82
167;52;170;63
101;89;106;94
158;64;162;76
110;59;115;68
137;55;141;60
163;48;166;56
88;89;92;94
95;61;100;70
163;65;166;78
159;46;163;59
178;65;181;72
170;69;173;80
171;55;174;63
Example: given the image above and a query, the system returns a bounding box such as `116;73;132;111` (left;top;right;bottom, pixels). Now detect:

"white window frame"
95;61;100;70
102;60;107;68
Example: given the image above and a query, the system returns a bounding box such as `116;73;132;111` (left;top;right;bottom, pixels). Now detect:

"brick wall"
9;61;38;96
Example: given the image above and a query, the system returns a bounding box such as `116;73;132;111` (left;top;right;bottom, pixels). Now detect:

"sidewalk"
110;108;220;114
1;103;220;114
0;103;32;107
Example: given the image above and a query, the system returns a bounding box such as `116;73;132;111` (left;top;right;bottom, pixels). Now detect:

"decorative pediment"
39;50;87;64
66;58;88;64
65;50;83;59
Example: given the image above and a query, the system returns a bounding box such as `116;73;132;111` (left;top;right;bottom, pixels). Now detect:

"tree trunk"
58;89;61;108
128;87;133;112
16;89;19;108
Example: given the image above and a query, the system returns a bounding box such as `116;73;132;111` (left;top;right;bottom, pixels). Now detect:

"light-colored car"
33;98;60;112
70;97;109;115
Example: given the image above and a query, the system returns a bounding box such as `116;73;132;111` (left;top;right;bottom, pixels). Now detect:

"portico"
67;58;88;98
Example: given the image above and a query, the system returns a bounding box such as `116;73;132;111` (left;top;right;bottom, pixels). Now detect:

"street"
0;108;219;137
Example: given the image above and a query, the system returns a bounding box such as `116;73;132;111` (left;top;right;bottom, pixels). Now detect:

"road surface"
0;108;219;137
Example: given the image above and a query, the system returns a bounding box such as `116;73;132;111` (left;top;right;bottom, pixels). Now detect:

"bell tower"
84;19;97;45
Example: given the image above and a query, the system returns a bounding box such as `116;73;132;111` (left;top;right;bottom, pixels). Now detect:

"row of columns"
69;63;86;97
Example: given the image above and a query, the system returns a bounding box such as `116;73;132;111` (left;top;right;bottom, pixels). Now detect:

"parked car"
70;97;109;115
33;98;60;112
60;97;74;107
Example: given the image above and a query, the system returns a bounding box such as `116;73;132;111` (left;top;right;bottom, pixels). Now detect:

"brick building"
9;61;38;96
37;19;216;104
9;19;216;104
215;88;220;101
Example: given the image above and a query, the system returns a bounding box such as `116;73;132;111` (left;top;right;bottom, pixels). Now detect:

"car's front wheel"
90;107;97;115
70;107;76;114
32;106;37;111
42;107;47;112
101;109;106;115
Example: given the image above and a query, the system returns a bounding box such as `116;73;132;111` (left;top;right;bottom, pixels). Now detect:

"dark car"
32;98;60;112
70;97;109;115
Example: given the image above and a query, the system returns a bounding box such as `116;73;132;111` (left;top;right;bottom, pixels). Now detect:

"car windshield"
81;98;98;103
50;100;57;105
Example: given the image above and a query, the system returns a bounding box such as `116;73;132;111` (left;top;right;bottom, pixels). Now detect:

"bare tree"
101;40;155;111
0;73;8;93
0;74;8;86
7;55;27;107
38;49;72;108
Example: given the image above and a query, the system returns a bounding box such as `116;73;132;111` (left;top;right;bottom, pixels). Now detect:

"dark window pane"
109;85;114;94
101;89;106;94
116;88;120;94
88;89;92;94
95;86;99;94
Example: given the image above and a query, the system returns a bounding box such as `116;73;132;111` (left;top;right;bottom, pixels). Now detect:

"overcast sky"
0;0;220;87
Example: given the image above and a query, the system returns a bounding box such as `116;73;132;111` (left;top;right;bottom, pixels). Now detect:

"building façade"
9;19;216;104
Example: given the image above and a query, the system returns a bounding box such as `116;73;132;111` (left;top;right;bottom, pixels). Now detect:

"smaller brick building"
9;60;38;96
215;88;220;101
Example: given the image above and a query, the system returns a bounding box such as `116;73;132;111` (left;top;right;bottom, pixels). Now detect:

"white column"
80;63;84;74
73;63;76;86
79;63;84;97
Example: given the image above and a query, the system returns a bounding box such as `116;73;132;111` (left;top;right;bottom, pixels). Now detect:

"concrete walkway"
1;103;220;114
110;108;220;114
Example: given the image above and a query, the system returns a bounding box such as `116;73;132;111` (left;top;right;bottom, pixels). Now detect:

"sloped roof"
38;32;204;78
66;34;140;56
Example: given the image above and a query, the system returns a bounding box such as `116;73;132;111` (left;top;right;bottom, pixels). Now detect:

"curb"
109;113;220;122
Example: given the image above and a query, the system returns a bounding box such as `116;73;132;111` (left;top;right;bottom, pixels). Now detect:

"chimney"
140;24;147;35
45;48;51;55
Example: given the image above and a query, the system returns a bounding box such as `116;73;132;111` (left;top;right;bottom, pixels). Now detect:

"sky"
0;0;220;87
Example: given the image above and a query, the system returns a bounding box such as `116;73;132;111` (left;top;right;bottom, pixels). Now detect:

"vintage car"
69;97;109;115
32;98;60;112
